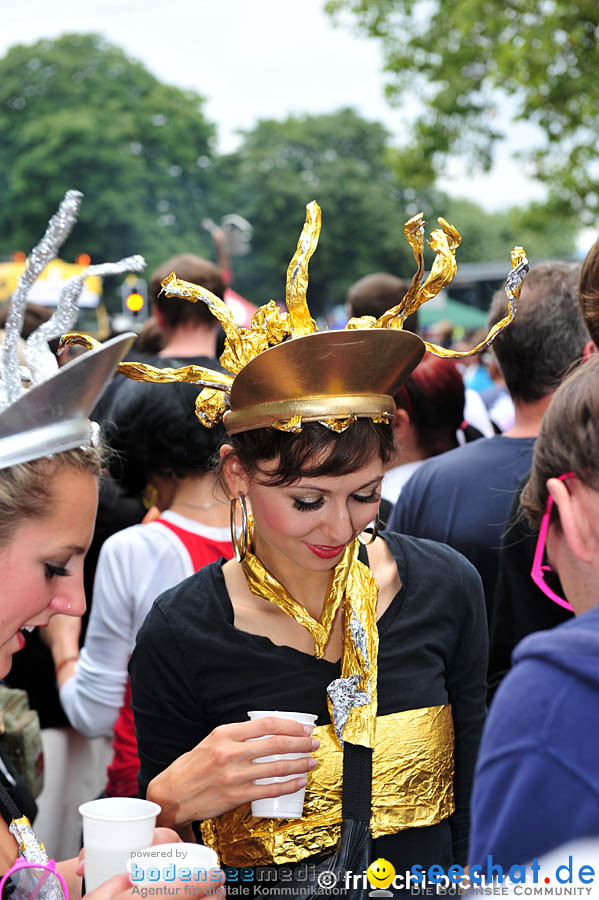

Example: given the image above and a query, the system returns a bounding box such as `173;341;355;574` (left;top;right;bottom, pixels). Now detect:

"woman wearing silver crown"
0;193;224;900
126;203;529;893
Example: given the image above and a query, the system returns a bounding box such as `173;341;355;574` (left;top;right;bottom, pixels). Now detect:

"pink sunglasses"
0;858;68;900
530;472;575;613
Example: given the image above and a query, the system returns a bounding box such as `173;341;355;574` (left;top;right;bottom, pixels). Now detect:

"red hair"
394;354;465;456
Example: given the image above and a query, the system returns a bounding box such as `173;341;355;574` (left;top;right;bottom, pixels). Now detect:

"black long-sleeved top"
130;531;487;872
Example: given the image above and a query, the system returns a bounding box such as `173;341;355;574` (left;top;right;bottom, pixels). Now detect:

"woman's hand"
148;717;319;827
43;614;81;687
74;828;183;878
78;827;224;900
43;612;81;654
84;871;225;900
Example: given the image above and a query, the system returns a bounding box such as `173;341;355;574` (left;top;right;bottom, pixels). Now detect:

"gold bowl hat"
63;201;528;435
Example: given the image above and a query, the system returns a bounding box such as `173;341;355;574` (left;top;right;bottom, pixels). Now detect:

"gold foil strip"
272;415;303;432
372;413;392;424
60;333;234;400
195;387;230;428
424;250;529;359
374;213;426;330
320;415;357;432
345;315;377;330
329;546;379;748
241;527;351;658
201;706;455;867
250;300;291;346
160;272;249;374
285;201;320;338
377;218;462;330
116;360;233;392
59;332;101;353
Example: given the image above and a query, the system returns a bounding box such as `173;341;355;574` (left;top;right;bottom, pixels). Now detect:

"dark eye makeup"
353;492;381;504
293;497;324;512
44;563;70;579
292;491;381;512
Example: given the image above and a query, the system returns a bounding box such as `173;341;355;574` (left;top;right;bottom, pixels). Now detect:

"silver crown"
0;190;142;470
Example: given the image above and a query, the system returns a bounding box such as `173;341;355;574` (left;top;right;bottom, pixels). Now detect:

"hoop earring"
230;494;249;562
358;512;379;546
143;482;158;511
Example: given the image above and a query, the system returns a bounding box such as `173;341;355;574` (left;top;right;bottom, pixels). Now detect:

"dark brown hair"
521;354;599;528
226;419;394;487
150;254;225;328
487;261;587;403
347;273;409;321
579;235;599;348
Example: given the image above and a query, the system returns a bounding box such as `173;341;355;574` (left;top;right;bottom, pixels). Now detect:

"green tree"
326;0;599;224
0;34;216;279
210;108;444;316
443;198;577;262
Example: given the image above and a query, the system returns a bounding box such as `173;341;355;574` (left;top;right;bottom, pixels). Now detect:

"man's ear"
153;305;166;331
548;477;594;563
582;339;597;360
220;444;249;499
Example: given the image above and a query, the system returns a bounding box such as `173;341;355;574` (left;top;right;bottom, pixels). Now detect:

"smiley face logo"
366;858;395;894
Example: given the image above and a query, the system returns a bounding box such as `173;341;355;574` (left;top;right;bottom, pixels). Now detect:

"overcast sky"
0;0;556;215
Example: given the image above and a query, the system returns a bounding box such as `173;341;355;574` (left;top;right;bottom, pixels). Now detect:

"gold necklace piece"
241;523;379;749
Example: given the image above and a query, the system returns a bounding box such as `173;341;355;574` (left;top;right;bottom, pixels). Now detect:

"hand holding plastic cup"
79;797;161;891
127;842;219;883
248;710;318;819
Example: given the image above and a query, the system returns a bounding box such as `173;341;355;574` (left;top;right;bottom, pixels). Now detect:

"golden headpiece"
63;201;528;435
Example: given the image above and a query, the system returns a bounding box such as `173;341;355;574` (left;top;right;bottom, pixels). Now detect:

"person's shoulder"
402;438;498;485
480;613;599;762
135;558;228;650
383;528;474;564
382;530;482;589
158;555;223;599
100;519;183;563
512;606;599;687
152;353;225;373
153;557;227;619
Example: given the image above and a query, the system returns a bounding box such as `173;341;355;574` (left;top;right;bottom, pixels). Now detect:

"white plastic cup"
127;842;218;883
247;710;318;819
79;797;161;891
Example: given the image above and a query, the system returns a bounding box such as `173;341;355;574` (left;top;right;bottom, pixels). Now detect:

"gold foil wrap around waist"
200;705;455;867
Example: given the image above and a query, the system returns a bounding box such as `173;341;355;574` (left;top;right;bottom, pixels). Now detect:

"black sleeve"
446;562;488;865
488;478;571;703
129;600;209;800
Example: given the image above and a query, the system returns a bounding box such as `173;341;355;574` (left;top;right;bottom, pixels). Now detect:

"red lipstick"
306;543;345;559
16;631;25;650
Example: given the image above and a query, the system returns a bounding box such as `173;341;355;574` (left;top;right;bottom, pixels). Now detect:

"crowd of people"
0;193;597;900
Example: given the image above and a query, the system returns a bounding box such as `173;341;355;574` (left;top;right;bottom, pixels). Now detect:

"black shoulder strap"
357;541;370;567
0;779;23;825
343;542;374;822
342;742;373;822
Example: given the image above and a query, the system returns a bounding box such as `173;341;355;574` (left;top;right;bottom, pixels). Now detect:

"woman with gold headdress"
126;203;528;891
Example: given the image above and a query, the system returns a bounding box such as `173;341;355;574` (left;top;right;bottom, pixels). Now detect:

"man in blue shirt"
388;261;589;623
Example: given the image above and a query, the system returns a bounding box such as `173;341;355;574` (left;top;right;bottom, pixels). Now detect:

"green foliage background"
326;0;599;225
0;32;581;315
